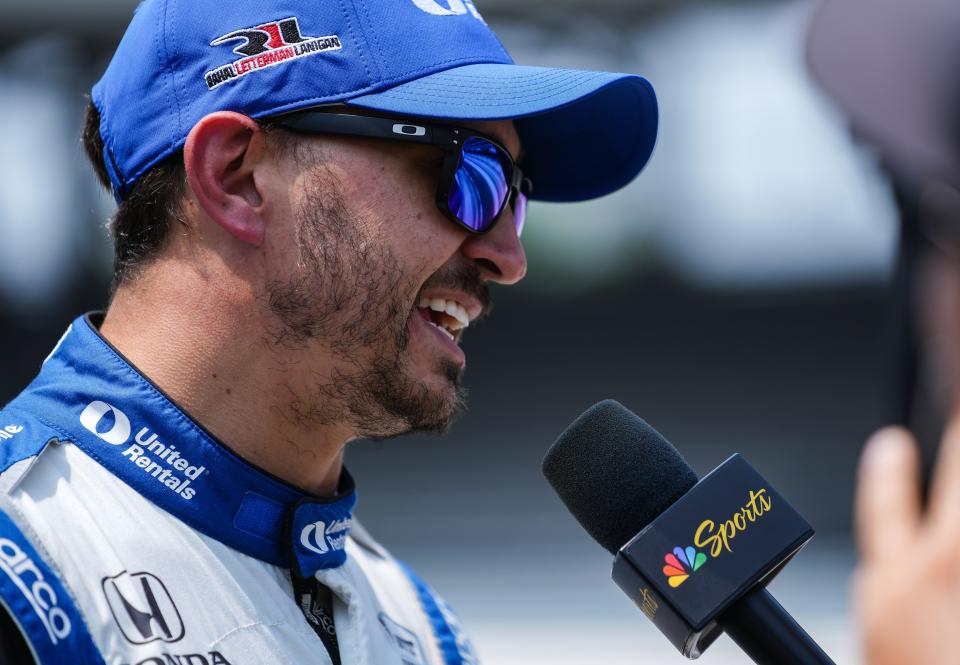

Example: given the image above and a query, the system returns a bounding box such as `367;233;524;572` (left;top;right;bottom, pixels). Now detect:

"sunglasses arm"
273;112;459;149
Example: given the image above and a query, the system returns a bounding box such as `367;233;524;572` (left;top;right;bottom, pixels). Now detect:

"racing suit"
0;314;478;665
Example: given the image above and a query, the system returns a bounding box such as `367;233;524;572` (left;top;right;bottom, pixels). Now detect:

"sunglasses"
272;111;532;237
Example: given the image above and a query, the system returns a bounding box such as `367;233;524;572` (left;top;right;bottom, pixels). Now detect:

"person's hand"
854;417;960;664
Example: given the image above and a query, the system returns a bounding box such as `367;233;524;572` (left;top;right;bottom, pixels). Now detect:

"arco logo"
662;546;706;588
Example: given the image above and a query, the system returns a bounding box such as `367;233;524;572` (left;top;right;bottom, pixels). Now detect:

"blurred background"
0;0;913;662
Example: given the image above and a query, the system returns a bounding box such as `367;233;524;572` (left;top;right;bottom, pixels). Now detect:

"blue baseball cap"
93;0;658;203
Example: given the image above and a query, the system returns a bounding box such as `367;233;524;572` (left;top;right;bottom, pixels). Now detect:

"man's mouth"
416;297;471;343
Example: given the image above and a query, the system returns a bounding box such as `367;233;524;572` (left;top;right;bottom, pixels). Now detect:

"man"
0;1;657;664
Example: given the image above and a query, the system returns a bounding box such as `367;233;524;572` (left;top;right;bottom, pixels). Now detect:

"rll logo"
102;571;185;645
205;17;343;90
212;17;310;57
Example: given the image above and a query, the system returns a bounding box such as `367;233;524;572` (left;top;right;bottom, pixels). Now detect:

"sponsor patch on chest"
379;613;426;665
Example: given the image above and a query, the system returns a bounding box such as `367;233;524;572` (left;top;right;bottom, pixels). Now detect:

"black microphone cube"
611;454;814;658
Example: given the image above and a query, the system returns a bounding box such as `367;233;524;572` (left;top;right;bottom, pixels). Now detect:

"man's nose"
459;210;527;285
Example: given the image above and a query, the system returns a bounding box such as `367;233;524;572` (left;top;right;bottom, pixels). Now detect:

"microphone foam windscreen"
542;400;699;554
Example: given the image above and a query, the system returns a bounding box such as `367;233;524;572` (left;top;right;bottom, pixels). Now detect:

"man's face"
258;117;526;440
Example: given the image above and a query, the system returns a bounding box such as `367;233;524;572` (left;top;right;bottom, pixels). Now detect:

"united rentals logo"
79;400;205;500
664;488;773;590
80;401;130;446
102;571;184;644
205;17;343;90
299;518;351;556
662;546;706;588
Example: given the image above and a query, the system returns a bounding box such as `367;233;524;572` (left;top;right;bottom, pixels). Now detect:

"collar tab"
289;475;357;578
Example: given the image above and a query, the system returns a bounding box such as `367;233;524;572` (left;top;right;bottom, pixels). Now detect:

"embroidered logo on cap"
205;17;342;91
410;0;484;20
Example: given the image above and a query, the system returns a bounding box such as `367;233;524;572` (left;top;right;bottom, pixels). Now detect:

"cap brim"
346;64;659;203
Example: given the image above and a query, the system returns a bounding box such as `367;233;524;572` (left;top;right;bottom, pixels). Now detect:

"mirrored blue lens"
514;191;528;238
448;137;512;233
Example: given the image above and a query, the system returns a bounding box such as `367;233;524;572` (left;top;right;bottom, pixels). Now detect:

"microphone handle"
717;586;835;665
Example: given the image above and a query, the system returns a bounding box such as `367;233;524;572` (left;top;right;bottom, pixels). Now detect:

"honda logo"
102;571;185;644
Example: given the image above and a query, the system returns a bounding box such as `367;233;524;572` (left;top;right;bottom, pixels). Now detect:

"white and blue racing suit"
0;313;478;665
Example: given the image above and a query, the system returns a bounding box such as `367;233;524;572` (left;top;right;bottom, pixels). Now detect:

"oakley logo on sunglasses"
205;17;343;91
393;124;427;137
410;0;484;20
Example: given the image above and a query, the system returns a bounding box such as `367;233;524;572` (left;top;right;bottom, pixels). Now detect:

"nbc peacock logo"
662;546;707;588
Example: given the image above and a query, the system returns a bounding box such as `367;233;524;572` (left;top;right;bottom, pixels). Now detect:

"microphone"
542;400;835;665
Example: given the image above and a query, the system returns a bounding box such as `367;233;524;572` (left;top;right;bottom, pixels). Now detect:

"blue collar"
13;314;356;578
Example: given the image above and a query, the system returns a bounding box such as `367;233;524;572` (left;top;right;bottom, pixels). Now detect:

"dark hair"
82;100;186;291
82;104;309;293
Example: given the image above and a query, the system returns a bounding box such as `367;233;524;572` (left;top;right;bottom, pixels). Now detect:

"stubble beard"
264;166;467;440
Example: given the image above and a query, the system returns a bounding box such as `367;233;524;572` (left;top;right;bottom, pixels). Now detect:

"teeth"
418;296;471;331
435;325;455;342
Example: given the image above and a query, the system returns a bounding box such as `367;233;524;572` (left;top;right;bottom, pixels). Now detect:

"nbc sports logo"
662;546;706;588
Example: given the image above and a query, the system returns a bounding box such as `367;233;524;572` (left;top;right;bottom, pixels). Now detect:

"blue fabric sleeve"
0;509;105;665
400;563;480;665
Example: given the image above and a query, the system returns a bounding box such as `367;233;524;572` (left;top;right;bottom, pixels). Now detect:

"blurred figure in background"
808;0;960;661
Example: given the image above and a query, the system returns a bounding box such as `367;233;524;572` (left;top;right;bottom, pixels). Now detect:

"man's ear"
184;112;269;246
